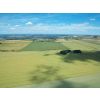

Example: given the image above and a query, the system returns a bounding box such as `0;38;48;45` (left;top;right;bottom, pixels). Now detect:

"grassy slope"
0;50;100;87
21;41;67;51
0;40;100;87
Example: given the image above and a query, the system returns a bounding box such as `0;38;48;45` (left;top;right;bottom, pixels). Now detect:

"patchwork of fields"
0;39;100;87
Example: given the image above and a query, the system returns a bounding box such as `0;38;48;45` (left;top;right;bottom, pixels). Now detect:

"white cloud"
10;27;16;30
15;25;20;27
90;18;96;21
22;23;100;34
3;22;100;35
70;22;89;27
25;21;33;25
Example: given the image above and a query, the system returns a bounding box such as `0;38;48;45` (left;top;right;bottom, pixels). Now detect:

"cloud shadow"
29;65;89;88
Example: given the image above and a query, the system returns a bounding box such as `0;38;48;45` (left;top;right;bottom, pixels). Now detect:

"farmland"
21;41;67;51
0;40;31;51
0;39;100;87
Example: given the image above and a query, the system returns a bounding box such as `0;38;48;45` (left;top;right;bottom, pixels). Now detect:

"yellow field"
62;40;100;51
0;40;31;50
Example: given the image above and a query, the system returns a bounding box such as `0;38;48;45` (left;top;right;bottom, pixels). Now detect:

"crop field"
21;41;67;51
0;40;31;51
0;39;100;88
82;39;100;47
62;39;100;51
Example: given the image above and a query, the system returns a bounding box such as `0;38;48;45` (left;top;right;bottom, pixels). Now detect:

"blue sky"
0;13;100;35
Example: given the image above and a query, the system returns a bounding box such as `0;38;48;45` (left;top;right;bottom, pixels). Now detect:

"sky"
0;13;100;35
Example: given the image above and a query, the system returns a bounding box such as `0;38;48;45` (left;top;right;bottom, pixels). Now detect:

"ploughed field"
0;39;100;88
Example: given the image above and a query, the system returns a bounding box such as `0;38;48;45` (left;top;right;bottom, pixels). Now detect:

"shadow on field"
62;51;100;63
53;80;74;88
53;80;88;88
30;65;88;88
30;65;61;84
43;54;51;56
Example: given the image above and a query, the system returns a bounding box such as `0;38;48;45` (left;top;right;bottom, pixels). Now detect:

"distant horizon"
0;13;100;35
0;33;100;36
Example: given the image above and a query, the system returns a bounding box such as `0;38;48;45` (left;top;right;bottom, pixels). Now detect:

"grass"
0;50;100;87
21;41;67;51
0;39;100;87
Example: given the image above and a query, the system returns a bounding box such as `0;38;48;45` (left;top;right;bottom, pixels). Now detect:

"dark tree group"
72;50;82;54
59;50;82;55
59;50;71;55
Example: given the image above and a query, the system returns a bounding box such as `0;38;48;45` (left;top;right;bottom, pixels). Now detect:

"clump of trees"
59;50;82;55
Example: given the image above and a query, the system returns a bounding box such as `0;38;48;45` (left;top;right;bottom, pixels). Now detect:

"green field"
0;39;100;88
21;41;67;51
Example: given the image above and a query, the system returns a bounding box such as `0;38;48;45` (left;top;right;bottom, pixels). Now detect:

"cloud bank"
0;22;100;35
